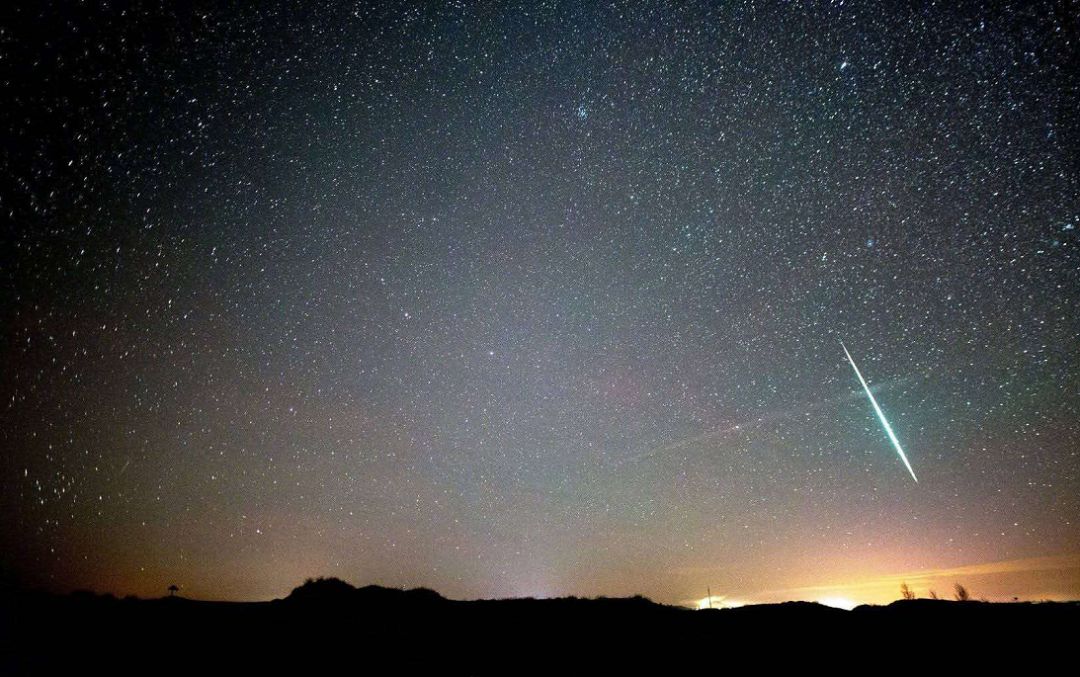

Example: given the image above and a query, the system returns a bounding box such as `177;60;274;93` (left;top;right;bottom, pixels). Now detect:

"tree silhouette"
928;589;939;600
953;583;970;601
168;584;179;597
900;582;915;600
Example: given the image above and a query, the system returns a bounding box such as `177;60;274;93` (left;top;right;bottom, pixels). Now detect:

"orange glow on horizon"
695;595;746;610
681;553;1080;609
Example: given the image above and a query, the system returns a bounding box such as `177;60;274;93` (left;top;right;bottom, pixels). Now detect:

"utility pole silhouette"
707;587;713;609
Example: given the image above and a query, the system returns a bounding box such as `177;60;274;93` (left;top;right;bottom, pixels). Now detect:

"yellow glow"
754;553;1080;606
673;554;1080;611
816;596;858;610
695;595;746;610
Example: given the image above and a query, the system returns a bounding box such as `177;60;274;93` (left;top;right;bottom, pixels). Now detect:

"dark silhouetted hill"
287;576;360;600
2;582;1076;674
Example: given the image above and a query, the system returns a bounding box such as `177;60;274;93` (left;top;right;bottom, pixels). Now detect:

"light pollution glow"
684;553;1080;609
695;595;747;610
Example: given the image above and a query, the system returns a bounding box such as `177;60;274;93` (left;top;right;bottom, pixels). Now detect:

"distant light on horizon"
816;597;859;611
695;595;747;610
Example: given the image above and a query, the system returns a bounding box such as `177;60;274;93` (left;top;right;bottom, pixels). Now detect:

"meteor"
841;342;918;483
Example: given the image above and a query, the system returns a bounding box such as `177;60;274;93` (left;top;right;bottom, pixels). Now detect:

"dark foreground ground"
3;579;1077;674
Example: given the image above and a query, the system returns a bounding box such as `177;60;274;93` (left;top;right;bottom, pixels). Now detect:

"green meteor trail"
841;342;919;483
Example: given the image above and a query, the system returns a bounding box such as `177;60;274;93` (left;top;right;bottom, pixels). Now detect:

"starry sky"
3;1;1079;606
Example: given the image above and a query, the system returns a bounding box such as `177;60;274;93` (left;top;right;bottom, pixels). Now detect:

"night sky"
3;1;1079;606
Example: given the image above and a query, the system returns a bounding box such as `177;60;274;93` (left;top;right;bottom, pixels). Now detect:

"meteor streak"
841;342;918;483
